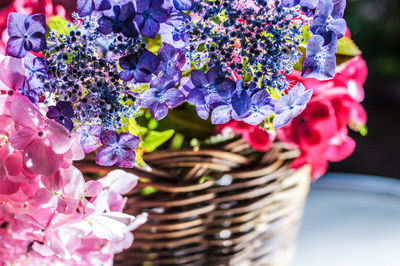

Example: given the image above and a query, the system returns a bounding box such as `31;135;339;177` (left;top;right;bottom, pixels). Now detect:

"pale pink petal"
34;188;54;204
9;127;37;150
41;171;63;191
23;138;63;176
44;119;72;154
99;170;138;194
90;214;132;241
70;132;85;160
61;165;85;199
127;212;148;231
10;96;44;129
46;230;70;259
85;180;103;197
0;55;25;91
32;242;55;257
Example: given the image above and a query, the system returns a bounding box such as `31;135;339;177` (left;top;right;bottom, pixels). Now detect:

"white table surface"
293;173;400;266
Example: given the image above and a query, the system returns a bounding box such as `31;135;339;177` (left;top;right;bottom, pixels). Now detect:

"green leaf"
141;186;158;195
145;35;162;55
336;36;361;57
142;129;175;152
170;133;185;150
46;16;73;37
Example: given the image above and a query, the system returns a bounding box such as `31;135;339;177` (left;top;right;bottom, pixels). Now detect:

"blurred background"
329;0;400;178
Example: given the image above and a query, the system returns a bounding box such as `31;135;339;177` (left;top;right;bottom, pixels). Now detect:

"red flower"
277;56;367;179
217;120;274;152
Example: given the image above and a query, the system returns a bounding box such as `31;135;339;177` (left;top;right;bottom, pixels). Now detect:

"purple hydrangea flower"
119;49;160;83
302;34;337;80
77;124;102;154
242;89;275;125
155;43;186;84
24;52;47;90
6;13;47;58
281;0;318;9
141;75;186;120
96;130;140;168
46;101;74;132
186;66;235;120
77;0;111;17
273;82;313;129
310;0;347;44
135;0;172;39
97;2;138;38
159;12;191;49
210;80;252;124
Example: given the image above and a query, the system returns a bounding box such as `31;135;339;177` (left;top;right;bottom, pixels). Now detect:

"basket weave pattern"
76;141;310;266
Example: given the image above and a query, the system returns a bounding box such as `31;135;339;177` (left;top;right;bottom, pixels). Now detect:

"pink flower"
9;97;73;176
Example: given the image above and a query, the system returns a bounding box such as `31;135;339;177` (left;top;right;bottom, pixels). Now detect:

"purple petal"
119;54;137;69
119;133;140;150
137;50;160;74
25;14;46;35
136;0;151;13
173;0;194;10
77;0;94;17
119;2;136;21
330;18;347;39
232;89;251;117
306;35;324;57
95;0;112;11
211;105;232;124
140;17;160;38
100;130;119;145
300;0;318;9
140;88;157;107
56;101;74;118
206;66;222;85
133;69;152;83
6;37;27;58
29;32;46;52
97;16;114;35
190;70;207;88
119;70;134;81
46;106;61;119
281;0;299;7
315;0;333;20
7;13;26;37
196;104;210;120
331;0;346;18
187;87;206;105
151;8;170;23
158;43;177;63
115;149;136;168
122;21;139;38
272;110;293;129
150;102;168;120
164;88;185;108
96;145;118;166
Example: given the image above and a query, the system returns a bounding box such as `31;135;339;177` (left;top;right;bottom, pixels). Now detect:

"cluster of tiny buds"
43;13;145;131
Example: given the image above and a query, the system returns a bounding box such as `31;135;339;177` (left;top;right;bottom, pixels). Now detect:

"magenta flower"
96;130;140;168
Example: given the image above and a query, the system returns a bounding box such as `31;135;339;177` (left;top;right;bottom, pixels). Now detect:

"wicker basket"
75;140;310;266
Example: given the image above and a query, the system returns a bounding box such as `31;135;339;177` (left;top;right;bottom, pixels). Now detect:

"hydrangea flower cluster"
3;0;348;169
0;54;146;264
